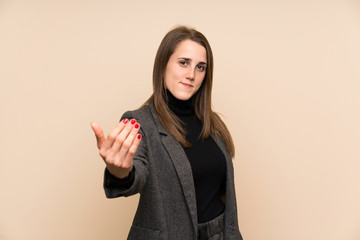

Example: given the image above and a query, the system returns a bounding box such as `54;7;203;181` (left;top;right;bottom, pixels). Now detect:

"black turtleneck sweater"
167;91;227;223
106;92;227;223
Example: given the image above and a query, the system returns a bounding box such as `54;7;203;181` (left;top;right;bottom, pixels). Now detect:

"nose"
185;67;195;80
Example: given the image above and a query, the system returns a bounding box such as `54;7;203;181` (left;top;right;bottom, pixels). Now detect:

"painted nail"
130;119;136;125
137;134;142;140
123;118;129;124
135;123;139;129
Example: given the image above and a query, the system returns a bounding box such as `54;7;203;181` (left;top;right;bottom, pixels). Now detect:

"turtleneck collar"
166;89;194;116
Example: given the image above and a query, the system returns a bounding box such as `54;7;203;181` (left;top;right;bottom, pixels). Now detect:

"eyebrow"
178;57;207;65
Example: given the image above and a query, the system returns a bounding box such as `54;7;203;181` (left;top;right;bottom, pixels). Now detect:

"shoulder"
121;104;152;121
120;103;159;132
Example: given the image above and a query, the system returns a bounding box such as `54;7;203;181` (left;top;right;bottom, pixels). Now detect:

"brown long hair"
144;25;235;157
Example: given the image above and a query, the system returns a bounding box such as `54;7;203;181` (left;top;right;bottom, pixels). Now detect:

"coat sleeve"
103;110;149;198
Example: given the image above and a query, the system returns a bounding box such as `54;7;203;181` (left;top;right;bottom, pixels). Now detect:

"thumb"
90;121;105;149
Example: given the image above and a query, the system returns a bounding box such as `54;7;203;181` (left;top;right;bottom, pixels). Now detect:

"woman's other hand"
90;119;142;179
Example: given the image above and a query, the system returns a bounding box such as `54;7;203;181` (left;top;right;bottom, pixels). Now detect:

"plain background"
1;0;359;239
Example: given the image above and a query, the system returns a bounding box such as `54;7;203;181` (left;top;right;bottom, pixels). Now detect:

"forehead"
172;39;207;62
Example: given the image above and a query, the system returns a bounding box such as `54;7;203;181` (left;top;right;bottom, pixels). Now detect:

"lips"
180;82;193;88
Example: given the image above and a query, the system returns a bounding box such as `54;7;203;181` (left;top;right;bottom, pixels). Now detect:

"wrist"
106;165;132;179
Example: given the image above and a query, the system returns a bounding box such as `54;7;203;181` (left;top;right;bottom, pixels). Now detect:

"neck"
166;90;194;116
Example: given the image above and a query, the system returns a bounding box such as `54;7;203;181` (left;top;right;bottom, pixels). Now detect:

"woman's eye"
180;61;187;66
197;65;205;71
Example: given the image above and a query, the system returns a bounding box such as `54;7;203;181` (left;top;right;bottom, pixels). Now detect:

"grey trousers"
197;213;224;240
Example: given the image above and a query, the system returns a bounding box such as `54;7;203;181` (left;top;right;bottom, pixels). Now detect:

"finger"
102;118;129;151
123;132;142;167
113;120;140;152
114;122;140;166
90;121;105;149
108;119;138;159
125;133;142;161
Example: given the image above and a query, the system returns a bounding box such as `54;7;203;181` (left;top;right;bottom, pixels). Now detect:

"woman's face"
164;39;207;101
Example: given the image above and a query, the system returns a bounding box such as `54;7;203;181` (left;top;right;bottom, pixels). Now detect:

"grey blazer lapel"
147;104;198;234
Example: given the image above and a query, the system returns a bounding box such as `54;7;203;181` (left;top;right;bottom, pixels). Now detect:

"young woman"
91;26;243;240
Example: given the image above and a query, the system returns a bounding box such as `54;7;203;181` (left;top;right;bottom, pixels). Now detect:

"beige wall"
1;0;359;239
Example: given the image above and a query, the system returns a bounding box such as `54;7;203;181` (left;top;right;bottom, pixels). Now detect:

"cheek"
172;67;186;79
164;67;174;88
196;74;205;87
165;65;181;83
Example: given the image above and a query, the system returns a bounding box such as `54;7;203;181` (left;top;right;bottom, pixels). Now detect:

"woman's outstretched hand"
90;119;142;179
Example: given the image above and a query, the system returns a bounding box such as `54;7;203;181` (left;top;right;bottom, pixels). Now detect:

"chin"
174;93;192;101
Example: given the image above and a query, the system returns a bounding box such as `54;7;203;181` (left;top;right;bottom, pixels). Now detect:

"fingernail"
135;123;139;129
123;119;129;124
130;119;136;125
137;134;142;139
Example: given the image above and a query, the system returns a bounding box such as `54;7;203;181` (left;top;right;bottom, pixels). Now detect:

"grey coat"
104;103;243;240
